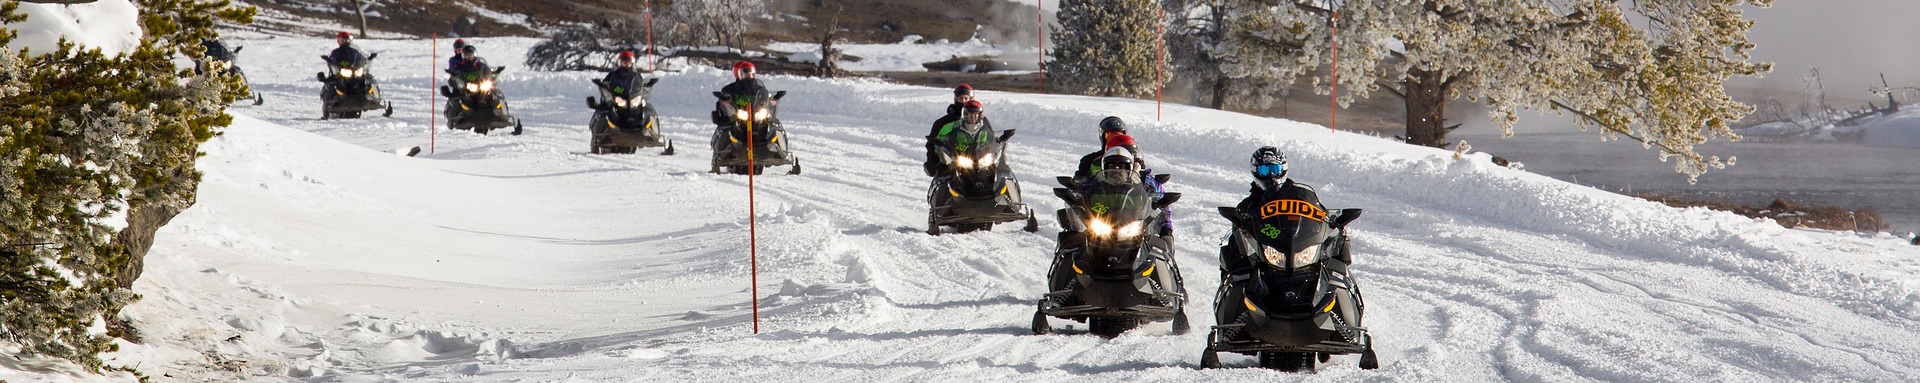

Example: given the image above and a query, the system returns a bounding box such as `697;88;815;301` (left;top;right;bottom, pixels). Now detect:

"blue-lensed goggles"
1254;163;1286;177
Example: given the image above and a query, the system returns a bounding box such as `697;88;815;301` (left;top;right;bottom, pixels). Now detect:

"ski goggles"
1253;163;1286;177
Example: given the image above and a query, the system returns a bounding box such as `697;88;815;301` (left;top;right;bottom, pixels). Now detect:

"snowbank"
1863;108;1920;148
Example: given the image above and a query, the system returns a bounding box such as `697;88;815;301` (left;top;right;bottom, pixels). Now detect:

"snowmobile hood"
1246;185;1333;265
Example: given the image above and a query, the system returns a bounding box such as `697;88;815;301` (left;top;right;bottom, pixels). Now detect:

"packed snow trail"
99;38;1920;382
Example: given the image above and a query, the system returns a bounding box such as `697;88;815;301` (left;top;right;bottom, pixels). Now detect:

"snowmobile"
315;52;393;119
585;77;673;154
1199;181;1378;371
709;89;799;175
440;66;523;135
198;43;263;105
926;128;1038;234
1033;175;1188;337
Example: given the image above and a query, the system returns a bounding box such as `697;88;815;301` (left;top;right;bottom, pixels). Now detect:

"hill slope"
13;37;1918;382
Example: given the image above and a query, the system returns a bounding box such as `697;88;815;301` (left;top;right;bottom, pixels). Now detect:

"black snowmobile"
585;77;673;154
926;128;1038;234
709;89;799;175
1200;180;1378;371
1033;175;1188;337
441;66;523;135
198;42;263;105
315;53;393;119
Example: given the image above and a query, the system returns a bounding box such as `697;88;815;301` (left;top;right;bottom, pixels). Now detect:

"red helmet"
962;100;984;112
337;31;352;39
1104;134;1136;150
453;38;467;48
732;61;756;79
618;51;636;60
954;84;974;96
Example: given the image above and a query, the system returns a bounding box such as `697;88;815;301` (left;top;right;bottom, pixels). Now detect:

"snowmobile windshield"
1246;185;1332;270
1081;183;1155;244
726;89;777;123
457;70;498;95
204;43;234;61
329;51;368;70
601;77;650;110
940;127;999;174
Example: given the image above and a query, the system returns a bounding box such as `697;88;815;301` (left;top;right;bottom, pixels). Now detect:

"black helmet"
460;45;476;56
1099;116;1126;133
1250;146;1287;181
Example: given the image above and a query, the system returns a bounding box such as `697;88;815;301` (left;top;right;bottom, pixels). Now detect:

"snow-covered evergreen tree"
0;0;253;371
1241;0;1771;181
1046;0;1166;97
1165;0;1300;110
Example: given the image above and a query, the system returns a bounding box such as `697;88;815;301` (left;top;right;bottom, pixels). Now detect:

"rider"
712;61;768;127
604;51;641;86
1227;146;1303;272
446;44;490;97
924;85;977;175
198;39;234;75
926;100;992;177
1074;116;1135;186
322;32;366;84
447;39;468;70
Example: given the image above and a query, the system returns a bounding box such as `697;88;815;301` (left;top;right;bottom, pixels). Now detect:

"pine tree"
1165;0;1302;110
0;0;254;371
1046;0;1166;97
1242;0;1771;182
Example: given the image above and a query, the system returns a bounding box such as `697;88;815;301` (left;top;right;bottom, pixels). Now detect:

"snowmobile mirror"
493;66;506;74
318;55;328;61
644;78;659;87
1216;207;1247;226
233;46;243;53
316;72;327;82
367;53;379;60
1153;174;1172;185
712;91;728;100
1055;176;1077;189
1052;188;1081;205
591;78;605;87
774;91;788;100
997;130;1017;143
440;85;453;98
585;97;599;109
1056;209;1086;232
445;69;458;76
1331;208;1364;229
1153;193;1183;209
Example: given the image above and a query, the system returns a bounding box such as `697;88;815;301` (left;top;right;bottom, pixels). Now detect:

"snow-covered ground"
7;37;1920;382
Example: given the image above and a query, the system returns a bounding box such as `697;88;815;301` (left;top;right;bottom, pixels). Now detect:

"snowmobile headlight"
613;97;629;108
479;80;494;93
735;109;751;121
1088;218;1113;237
465;83;479;92
754;108;771;121
355;68;367;77
339;68;354;78
1116;221;1143;239
954;155;975;169
1263;245;1321;268
978;153;995;168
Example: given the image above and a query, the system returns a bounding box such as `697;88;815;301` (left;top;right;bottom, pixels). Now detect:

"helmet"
1249;146;1287;181
453;39;467;49
337;31;352;39
1099;116;1126;133
1103;134;1136;150
954;84;974;96
732;61;757;79
460;45;476;56
617;51;636;66
961;100;985;124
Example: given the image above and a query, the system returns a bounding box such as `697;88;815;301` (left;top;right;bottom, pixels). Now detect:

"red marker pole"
1330;11;1339;133
1037;0;1044;93
747;106;760;334
430;33;437;154
1156;4;1163;121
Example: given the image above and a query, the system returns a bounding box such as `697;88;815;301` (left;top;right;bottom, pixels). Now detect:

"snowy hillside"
9;37;1920;382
